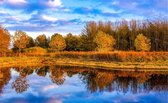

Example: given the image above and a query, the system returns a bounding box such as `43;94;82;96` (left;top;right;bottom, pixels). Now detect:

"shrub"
23;47;47;54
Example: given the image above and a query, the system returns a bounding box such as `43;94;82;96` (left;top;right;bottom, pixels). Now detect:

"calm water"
0;66;168;103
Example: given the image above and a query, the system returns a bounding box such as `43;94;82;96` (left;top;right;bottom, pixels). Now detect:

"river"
0;66;167;103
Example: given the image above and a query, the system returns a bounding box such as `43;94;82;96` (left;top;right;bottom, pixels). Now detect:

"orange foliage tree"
13;30;30;52
0;26;10;56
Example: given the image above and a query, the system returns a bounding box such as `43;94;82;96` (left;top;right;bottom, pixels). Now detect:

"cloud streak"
7;0;27;5
45;0;62;8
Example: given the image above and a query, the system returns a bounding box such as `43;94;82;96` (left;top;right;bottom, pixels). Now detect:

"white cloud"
111;1;119;5
0;10;7;14
43;84;59;91
7;0;27;5
42;15;58;22
62;8;70;12
45;0;62;8
102;8;123;14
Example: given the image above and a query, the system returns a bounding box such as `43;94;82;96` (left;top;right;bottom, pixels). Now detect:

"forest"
0;19;168;56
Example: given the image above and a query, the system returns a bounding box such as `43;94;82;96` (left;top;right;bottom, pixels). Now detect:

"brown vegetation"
0;26;10;56
0;51;168;70
24;51;168;62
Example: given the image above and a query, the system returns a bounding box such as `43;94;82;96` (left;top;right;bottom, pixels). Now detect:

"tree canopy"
13;30;30;52
49;33;66;51
0;19;166;54
65;33;82;51
0;26;10;55
94;31;116;52
135;34;151;51
35;34;48;48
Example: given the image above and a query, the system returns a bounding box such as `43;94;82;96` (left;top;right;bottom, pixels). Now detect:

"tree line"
0;19;168;55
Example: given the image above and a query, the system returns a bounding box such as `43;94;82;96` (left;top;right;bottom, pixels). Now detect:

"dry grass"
0;51;168;71
24;51;168;62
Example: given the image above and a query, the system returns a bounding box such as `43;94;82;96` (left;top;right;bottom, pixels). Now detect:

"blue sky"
0;0;168;38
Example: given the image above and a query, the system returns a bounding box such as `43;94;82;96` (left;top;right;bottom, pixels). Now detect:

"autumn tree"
35;34;48;48
115;20;130;50
81;21;115;51
98;21;114;35
13;30;30;52
65;33;82;51
146;20;168;51
26;37;35;48
94;31;116;52
81;21;98;51
50;67;65;85
49;33;66;51
134;34;151;51
0;26;10;56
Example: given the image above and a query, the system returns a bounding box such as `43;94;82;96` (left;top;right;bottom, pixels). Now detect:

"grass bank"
0;51;168;71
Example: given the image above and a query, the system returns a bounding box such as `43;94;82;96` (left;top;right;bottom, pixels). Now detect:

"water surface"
0;66;168;103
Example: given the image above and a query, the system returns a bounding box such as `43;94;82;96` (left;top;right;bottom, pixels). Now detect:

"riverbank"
0;56;168;71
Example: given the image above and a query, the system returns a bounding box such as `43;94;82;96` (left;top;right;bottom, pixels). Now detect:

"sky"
0;0;168;38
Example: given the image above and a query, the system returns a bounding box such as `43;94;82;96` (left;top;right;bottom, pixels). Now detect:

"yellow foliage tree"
134;34;151;51
49;33;66;51
94;31;116;52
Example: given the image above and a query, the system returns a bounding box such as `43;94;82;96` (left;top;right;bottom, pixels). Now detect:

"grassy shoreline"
0;56;168;71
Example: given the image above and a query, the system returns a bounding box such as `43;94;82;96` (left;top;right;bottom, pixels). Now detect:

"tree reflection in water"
82;71;168;93
49;66;65;85
36;66;49;77
0;68;11;94
0;66;168;94
11;67;33;93
80;71;116;92
12;75;29;93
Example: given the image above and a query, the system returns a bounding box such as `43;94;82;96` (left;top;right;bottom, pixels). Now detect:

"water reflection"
12;75;29;93
50;66;66;85
0;66;168;96
35;67;49;77
0;68;11;94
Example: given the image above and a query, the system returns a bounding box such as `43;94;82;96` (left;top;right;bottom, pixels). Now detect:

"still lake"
0;66;168;103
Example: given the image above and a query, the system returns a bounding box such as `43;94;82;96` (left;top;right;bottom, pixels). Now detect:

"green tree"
13;30;30;52
94;31;116;52
35;34;48;48
65;33;82;51
134;34;151;51
0;26;10;56
27;37;35;48
49;33;66;51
